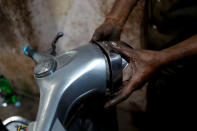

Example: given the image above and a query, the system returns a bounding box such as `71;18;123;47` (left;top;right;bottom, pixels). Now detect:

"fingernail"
111;42;117;46
110;42;119;49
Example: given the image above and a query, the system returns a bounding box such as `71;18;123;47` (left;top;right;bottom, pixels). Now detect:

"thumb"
109;41;133;60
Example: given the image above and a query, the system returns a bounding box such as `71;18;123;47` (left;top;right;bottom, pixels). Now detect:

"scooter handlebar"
23;46;36;58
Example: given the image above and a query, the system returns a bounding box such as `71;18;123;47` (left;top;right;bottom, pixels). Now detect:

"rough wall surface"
0;0;145;130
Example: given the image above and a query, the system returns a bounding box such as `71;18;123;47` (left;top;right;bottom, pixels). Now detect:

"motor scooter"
2;32;132;131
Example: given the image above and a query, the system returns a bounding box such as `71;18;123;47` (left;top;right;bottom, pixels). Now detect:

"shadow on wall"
0;0;39;95
0;0;145;130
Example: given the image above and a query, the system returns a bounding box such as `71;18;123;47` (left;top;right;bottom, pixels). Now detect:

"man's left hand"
105;42;163;108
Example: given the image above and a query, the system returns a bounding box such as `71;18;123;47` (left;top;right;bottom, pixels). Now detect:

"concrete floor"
0;95;39;121
0;0;146;130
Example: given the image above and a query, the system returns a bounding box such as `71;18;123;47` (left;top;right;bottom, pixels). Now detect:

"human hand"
91;18;123;42
105;42;163;108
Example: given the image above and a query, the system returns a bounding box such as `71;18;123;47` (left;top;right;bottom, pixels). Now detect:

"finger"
102;26;114;41
105;80;128;97
104;88;130;108
108;26;122;41
109;41;133;60
104;78;138;108
109;31;121;41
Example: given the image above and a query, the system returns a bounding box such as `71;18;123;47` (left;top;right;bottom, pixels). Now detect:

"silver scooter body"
28;43;109;131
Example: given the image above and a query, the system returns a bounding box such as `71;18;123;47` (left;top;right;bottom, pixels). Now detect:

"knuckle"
122;87;132;96
120;90;130;100
121;94;129;101
124;50;131;56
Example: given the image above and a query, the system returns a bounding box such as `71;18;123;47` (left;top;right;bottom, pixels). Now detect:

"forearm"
160;35;197;65
106;0;139;26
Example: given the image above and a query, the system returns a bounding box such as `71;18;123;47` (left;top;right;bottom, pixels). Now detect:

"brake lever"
51;32;64;56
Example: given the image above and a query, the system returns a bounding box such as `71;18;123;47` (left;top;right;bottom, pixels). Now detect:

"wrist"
104;16;124;27
158;50;174;66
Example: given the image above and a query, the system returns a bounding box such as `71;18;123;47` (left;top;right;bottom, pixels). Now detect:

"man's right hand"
104;41;162;108
91;18;123;42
